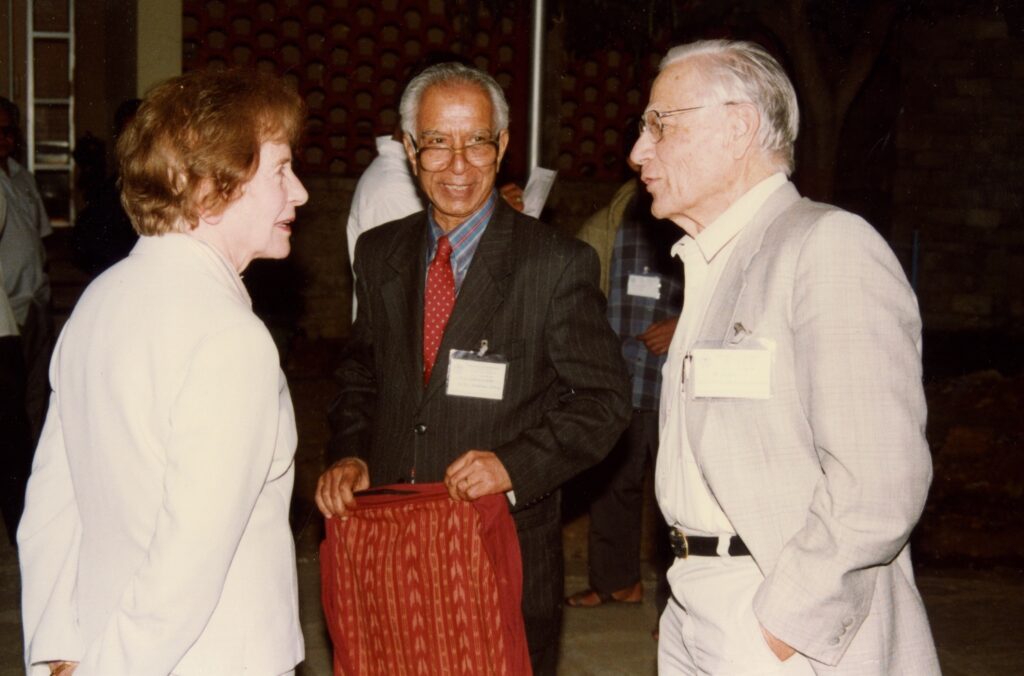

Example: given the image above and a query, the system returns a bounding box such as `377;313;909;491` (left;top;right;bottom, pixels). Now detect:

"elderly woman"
17;68;308;675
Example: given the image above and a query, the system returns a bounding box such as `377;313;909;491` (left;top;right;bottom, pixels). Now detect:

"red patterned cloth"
320;483;531;676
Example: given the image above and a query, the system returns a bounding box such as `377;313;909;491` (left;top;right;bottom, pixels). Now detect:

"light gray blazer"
686;182;940;674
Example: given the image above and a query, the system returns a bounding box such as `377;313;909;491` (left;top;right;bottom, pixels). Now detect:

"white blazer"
686;182;940;674
18;234;303;675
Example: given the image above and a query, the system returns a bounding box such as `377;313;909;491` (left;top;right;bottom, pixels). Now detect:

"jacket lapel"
697;182;802;344
382;216;429;403
688;182;802;468
422;202;516;401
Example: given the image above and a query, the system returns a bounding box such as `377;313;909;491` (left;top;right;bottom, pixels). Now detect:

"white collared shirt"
346;136;424;320
656;172;787;535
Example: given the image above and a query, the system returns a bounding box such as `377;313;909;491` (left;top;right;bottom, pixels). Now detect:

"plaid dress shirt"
607;198;683;411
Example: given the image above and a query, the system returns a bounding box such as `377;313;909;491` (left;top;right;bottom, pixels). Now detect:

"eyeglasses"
411;138;499;172
638;103;740;143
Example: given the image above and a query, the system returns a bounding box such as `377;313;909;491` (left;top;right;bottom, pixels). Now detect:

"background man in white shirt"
0;188;34;544
345;125;423;321
0;97;52;443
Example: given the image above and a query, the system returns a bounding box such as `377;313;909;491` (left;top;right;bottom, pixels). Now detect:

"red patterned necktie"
423;235;455;385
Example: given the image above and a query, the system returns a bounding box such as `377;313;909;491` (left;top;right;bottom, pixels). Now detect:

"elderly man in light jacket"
631;40;939;675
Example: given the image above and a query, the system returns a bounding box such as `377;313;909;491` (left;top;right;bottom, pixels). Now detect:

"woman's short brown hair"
118;68;305;236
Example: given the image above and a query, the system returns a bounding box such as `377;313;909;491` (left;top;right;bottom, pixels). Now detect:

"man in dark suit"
317;62;631;674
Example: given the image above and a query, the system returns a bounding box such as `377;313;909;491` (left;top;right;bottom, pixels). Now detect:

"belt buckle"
669;528;689;559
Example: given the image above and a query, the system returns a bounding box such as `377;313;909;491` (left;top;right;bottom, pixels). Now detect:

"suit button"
829;637;841;646
842;617;854;627
414;423;427;434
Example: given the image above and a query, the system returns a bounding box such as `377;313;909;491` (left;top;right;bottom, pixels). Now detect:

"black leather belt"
670;528;751;558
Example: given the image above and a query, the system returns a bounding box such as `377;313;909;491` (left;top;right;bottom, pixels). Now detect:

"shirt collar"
672;172;787;263
135;232;253;307
375;135;408;159
427;190;498;254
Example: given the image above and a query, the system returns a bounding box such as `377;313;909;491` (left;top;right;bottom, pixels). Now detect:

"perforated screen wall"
182;1;660;181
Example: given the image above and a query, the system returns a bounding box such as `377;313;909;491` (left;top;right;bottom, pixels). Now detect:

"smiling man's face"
406;82;508;233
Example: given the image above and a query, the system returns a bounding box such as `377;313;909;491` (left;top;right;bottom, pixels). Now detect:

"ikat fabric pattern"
320;483;531;676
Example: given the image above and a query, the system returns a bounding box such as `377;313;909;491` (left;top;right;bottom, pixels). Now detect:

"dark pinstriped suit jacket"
328;200;631;652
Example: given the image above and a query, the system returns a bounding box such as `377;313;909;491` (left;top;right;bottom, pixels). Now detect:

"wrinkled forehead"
649;59;708;109
417;83;494;135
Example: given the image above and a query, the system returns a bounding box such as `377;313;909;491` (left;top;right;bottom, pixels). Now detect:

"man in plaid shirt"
569;175;682;612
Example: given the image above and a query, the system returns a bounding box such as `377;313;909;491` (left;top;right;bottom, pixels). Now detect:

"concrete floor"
3;519;1022;674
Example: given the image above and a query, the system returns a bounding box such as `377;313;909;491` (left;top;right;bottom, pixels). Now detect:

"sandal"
565;582;643;608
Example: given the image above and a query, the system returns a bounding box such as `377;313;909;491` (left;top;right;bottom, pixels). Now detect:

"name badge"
627;273;661;300
446;342;508;400
689;348;771;399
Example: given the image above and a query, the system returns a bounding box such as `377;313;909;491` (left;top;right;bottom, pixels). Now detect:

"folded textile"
321;483;531;675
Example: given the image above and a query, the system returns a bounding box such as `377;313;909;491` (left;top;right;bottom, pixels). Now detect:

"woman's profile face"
215;140;308;271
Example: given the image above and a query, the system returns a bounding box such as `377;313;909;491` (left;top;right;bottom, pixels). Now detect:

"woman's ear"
194;177;231;225
199;209;224;226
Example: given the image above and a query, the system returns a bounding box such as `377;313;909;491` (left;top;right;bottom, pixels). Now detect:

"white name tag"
446;349;508;400
627;274;661;299
690;348;771;399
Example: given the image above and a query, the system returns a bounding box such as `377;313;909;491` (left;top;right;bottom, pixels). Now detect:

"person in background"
0;96;53;444
0;188;34;546
632;39;939;674
319;62;631;674
566;166;680;621
18;68;308;675
71;99;142;276
345;121;422;321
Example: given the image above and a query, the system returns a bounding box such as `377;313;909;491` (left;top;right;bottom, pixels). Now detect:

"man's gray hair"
662;40;799;175
399;62;510;138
